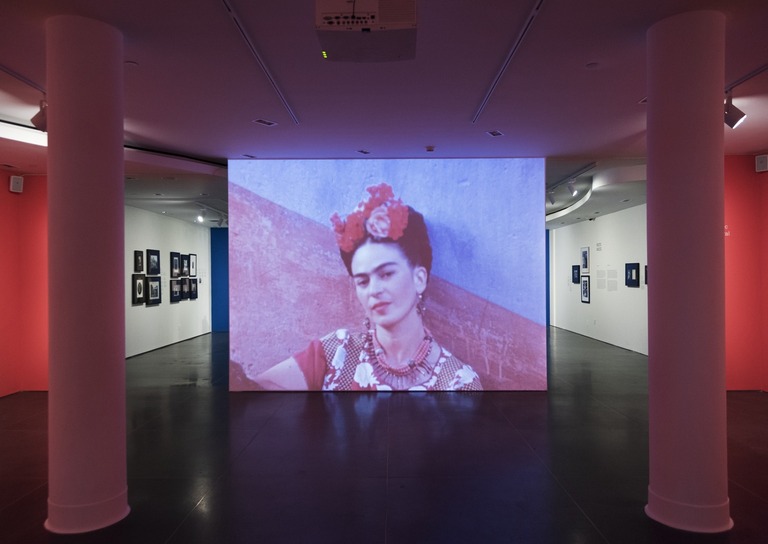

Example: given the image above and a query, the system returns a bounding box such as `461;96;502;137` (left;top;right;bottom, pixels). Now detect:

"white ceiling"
1;0;767;227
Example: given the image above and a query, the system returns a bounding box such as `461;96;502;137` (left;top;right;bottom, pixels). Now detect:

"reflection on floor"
1;328;766;543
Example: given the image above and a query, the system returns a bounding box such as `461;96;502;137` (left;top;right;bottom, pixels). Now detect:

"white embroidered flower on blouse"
422;375;438;389
330;329;349;370
353;362;380;388
448;365;479;389
330;345;346;370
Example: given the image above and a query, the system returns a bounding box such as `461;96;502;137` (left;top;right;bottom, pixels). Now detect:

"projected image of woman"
253;183;482;391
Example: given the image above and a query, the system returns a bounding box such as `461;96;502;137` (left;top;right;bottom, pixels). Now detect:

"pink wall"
724;156;767;391
0;174;48;397
764;169;768;391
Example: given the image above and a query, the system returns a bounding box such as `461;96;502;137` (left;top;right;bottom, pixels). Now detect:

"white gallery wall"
125;206;212;357
549;204;648;354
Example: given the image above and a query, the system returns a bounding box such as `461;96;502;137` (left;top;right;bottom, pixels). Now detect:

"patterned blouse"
294;329;482;391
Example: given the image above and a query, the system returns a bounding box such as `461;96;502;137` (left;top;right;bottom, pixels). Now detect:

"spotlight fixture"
197;209;206;223
547;190;556;205
31;99;47;132
567;180;578;197
724;91;746;128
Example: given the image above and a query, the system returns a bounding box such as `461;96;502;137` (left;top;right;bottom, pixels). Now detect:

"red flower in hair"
330;183;409;251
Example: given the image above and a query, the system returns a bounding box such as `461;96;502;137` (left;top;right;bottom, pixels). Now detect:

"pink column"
45;16;129;533
645;11;732;533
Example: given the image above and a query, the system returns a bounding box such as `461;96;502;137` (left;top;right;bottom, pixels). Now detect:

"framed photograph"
571;264;580;284
133;250;144;273
581;275;590;303
625;263;640;288
146;249;161;275
131;273;146;305
146;276;162;306
181;278;190;300
170;252;181;278
170;279;182;303
190;278;198;300
181;254;190;277
580;246;590;275
189;254;197;277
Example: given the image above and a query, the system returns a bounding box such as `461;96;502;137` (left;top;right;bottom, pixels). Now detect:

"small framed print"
580;247;590;275
190;278;198;300
134;250;144;273
181;278;190;300
181;254;190;277
146;276;162;306
571;265;580;284
581;275;590;303
147;249;161;276
189;254;197;278
131;273;146;305
170;252;181;278
625;263;640;288
170;279;182;303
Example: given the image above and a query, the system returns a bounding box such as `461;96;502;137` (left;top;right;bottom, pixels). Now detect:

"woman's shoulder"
318;328;366;349
435;345;482;390
436;345;466;368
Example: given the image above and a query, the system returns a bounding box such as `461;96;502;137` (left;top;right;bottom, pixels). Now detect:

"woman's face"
350;241;427;331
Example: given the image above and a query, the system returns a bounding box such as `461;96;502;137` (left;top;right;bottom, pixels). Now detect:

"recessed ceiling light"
253;118;277;127
621;198;631;203
425;145;435;152
585;62;600;70
357;149;371;155
486;130;504;137
154;193;163;196
242;154;256;159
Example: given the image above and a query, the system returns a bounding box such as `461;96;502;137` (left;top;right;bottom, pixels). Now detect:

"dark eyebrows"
352;261;398;280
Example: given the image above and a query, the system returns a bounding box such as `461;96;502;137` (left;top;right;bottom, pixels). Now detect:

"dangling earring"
417;294;426;316
362;317;374;350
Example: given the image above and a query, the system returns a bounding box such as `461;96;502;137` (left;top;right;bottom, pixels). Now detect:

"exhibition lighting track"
725;61;768;94
0;63;46;95
471;0;546;124
548;161;596;192
220;0;300;125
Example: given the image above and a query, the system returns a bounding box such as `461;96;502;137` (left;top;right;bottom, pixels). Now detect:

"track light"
547;190;556;205
31;99;47;132
197;209;206;223
567;180;578;197
724;92;746;128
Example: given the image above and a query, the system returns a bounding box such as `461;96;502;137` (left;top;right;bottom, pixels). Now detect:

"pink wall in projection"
229;182;546;391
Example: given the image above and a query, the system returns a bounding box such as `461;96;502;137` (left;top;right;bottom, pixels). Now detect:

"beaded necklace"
363;324;435;389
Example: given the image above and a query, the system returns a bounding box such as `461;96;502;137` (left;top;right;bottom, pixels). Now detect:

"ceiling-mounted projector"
315;0;417;62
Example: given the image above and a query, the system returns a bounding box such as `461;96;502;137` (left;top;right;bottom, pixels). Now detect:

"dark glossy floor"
1;328;767;543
